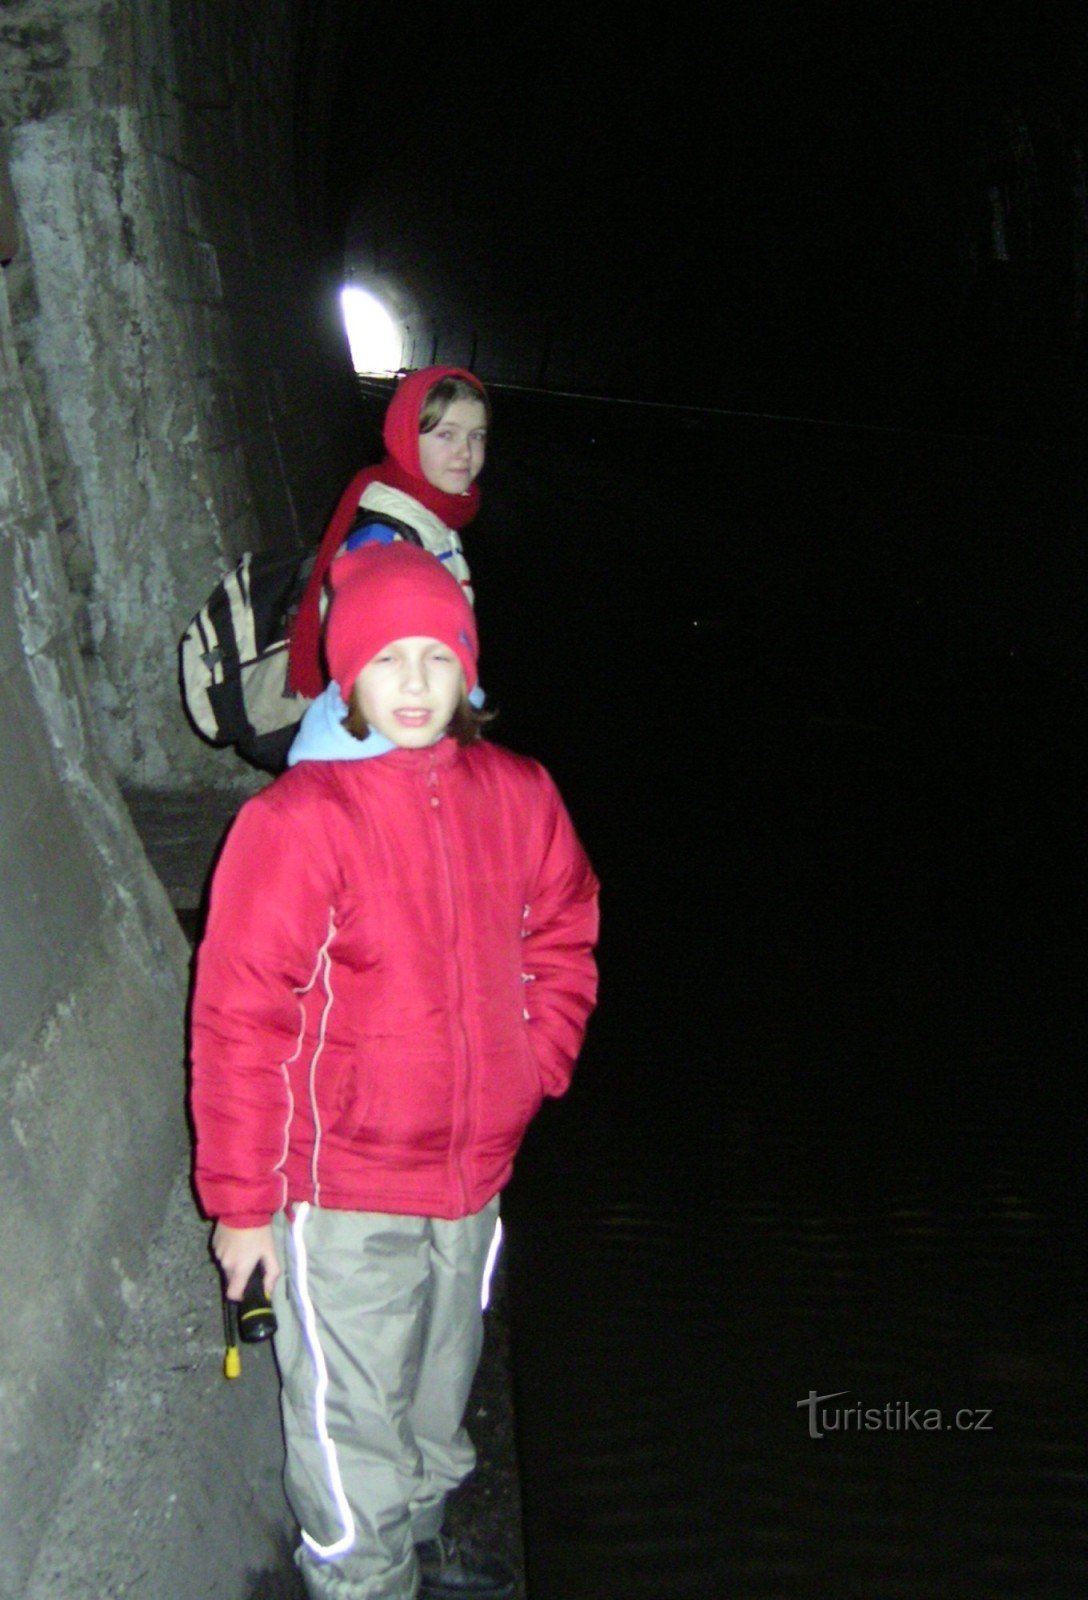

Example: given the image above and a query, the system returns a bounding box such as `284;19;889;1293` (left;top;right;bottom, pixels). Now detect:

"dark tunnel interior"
1;4;1085;1598
323;1;1088;430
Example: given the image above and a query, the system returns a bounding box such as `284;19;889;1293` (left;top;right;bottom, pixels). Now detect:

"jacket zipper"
428;752;473;1214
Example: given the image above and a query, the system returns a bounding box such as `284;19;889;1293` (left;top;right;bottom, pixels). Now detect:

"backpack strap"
342;509;426;552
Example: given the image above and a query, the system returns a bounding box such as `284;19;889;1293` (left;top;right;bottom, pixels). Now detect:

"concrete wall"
0;256;196;1600
0;2;367;1591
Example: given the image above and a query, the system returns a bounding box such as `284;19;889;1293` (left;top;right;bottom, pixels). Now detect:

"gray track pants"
272;1198;501;1600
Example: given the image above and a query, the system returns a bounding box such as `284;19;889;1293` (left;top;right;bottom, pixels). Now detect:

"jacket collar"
374;736;462;772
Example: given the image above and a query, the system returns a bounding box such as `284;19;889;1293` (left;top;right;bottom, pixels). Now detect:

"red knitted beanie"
325;543;479;700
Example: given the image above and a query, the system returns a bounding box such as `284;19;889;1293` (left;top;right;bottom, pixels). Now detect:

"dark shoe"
416;1533;515;1599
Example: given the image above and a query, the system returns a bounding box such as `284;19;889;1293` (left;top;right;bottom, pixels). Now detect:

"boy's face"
418;399;488;494
352;636;465;748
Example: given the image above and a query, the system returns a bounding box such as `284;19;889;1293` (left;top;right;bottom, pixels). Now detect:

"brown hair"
342;692;493;747
418;376;490;435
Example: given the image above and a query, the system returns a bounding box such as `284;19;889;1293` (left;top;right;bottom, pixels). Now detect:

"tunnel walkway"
112;788;526;1600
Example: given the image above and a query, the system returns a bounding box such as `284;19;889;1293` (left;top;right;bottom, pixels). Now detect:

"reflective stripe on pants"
272;1199;500;1600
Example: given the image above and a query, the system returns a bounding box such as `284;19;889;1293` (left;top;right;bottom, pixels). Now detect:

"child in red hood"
287;366;489;701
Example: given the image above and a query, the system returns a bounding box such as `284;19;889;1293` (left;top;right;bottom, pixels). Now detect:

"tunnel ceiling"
306;0;1088;423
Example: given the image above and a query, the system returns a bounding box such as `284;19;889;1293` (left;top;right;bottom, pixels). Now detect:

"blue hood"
287;681;488;767
286;683;395;766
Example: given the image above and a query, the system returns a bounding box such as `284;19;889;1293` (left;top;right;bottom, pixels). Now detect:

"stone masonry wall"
1;0;361;786
0;257;194;1600
0;2;364;1589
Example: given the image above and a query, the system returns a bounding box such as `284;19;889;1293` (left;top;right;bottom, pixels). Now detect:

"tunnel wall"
0;3;368;1591
0;261;195;1599
345;219;630;395
2;0;363;788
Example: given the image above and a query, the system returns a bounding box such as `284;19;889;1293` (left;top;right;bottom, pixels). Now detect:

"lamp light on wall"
340;285;402;374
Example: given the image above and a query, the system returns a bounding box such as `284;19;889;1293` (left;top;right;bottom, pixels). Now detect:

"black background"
328;1;1088;429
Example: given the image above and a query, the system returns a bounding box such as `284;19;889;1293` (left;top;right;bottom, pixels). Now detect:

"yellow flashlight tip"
224;1346;241;1379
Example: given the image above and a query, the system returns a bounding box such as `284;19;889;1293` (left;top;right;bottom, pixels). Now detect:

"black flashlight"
238;1264;277;1343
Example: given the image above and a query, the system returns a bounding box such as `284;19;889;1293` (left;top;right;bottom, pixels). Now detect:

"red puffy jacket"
190;738;599;1226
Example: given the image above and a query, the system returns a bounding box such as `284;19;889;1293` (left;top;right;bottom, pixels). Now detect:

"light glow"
340;286;403;375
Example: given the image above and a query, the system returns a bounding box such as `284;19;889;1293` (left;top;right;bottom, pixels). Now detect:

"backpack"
179;547;314;772
178;512;425;773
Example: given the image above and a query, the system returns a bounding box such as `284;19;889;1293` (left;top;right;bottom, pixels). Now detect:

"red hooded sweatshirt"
287;366;485;697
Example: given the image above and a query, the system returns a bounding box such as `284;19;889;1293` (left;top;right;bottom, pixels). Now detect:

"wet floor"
505;917;1084;1597
474;395;1087;1598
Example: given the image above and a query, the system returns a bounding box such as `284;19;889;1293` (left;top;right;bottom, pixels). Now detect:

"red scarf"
287;366;484;697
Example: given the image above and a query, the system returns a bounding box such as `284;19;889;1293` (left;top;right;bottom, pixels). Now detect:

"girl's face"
352;636;465;748
418;399;488;494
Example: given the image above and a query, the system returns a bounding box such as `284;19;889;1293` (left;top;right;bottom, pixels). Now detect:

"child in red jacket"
190;542;599;1600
